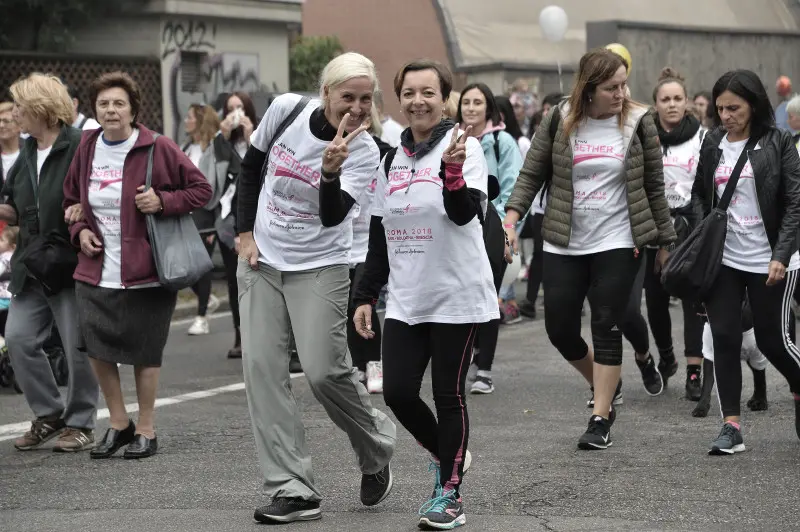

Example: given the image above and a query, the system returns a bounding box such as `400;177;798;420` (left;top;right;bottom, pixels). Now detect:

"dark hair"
494;95;524;140
711;70;775;137
393;59;453;101
456;83;501;130
693;90;712;103
529;110;544;140
90;71;142;125
542;92;563;108
652;67;687;102
223;91;259;145
65;83;80;102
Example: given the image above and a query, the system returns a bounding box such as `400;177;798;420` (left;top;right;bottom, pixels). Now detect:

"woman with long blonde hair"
503;49;676;450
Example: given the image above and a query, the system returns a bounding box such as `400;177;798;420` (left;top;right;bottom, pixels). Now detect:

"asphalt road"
1;301;799;532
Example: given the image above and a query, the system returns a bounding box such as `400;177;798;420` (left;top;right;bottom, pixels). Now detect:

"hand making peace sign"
442;123;472;165
322;113;371;174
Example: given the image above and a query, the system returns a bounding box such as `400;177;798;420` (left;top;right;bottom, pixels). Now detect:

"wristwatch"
660;243;676;252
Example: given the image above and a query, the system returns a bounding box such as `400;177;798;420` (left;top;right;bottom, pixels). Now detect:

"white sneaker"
366;361;383;394
188;316;210;335
207;294;220;315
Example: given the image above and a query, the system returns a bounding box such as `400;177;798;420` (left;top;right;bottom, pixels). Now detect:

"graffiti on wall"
162;20;271;139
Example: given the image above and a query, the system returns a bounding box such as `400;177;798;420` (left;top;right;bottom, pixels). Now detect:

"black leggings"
191;234;240;328
475;256;507;372
620;248;649;355
525;213;544;305
644;249;703;357
382;319;476;495
543;248;642;366
347;263;381;371
705;266;800;417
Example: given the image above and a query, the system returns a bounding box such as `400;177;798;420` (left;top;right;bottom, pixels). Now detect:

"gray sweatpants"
6;281;99;430
238;261;396;501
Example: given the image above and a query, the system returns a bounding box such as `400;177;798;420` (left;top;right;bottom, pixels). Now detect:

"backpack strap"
78;116;88;129
259;96;311;188
493;130;501;166
382;147;397;178
539;105;561;207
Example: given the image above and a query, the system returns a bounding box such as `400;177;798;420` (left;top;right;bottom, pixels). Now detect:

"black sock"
234;327;241;348
658;346;676;364
749;365;767;397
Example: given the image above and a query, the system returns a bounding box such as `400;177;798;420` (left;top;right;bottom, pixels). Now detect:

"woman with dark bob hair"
692;69;800;455
63;72;212;459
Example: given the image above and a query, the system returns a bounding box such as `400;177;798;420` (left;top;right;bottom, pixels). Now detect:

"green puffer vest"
506;104;676;249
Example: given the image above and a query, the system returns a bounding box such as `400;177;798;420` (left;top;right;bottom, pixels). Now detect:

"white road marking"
0;373;305;441
170;311;232;328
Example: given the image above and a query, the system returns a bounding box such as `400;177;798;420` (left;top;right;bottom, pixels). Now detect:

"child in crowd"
0;226;18;311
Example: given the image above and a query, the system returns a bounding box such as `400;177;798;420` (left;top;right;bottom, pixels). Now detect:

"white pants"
702;322;768;371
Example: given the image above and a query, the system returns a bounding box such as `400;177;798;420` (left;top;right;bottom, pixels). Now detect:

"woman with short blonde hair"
0;73;99;454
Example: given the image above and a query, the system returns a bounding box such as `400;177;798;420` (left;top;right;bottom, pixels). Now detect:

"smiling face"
323;76;373;134
590;65;628;118
655;81;688;129
96;87;133;138
400;69;445;140
0;109;20;144
460;88;488;132
716;90;752;138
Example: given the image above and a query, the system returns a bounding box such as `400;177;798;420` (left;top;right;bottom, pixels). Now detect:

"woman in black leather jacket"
692;69;800;455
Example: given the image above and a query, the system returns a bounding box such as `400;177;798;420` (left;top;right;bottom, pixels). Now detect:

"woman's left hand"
766;260;787;286
322;113;370;173
135;186;163;214
442;124;472;165
240;115;254;143
503;234;513;264
64;204;84;225
654;248;670;274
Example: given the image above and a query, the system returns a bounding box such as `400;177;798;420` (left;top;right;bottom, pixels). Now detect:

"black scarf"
656;113;701;155
400;119;455;158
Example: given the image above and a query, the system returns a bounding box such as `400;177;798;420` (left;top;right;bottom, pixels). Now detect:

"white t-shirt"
1;150;19;181
185;143;203;168
663;128;703;210
716;135;800;274
72;113;101;131
349;170;378;266
380;117;404;148
36;146;52;181
544;116;633;255
251;93;378;271
374;128;499;325
88;129;141;288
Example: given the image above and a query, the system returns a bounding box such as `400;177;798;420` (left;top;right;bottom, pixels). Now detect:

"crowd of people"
2;45;800;530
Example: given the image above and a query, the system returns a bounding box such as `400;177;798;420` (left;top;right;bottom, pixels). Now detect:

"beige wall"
159;16;292;140
67;17;162;57
302;0;454;124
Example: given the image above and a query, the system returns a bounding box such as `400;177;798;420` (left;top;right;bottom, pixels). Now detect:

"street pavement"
1;298;799;532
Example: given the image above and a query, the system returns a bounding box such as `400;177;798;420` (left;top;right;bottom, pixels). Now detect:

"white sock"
476;370;492;378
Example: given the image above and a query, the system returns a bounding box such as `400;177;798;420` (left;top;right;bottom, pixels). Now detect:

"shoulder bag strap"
717;136;758;211
146;133;161;191
259;96;311;188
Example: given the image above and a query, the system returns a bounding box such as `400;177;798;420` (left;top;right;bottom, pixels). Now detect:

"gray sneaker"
470;375;494;394
708;423;745;455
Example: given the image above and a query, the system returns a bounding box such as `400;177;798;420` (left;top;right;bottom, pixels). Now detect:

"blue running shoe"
418;490;465;530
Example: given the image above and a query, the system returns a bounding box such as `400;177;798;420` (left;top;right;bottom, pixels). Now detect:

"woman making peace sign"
354;59;498;530
236;52;397;524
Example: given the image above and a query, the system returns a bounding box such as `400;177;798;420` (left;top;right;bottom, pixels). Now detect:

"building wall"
587;21;800;105
159;16;292;140
302;0;454;124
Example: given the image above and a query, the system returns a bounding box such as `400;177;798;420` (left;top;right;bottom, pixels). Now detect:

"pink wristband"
503;223;515;229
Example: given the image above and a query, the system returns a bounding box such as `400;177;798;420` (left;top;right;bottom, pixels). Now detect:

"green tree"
289;35;344;92
0;0;140;51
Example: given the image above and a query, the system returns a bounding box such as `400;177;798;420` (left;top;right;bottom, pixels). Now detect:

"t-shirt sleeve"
371;157;388;217
250;93;304;153
462;136;488;199
339;134;380;203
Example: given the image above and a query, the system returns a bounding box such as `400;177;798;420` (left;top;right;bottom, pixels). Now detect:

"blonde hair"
787;93;800;117
9;73;73;129
368;103;383;137
0;102;13;115
1;226;19;248
319;52;378;108
188;103;220;151
443;91;460;119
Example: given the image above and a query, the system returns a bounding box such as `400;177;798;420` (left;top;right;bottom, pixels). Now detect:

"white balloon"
539;5;569;43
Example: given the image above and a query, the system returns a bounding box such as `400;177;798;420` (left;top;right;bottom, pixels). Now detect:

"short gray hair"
787;94;800;116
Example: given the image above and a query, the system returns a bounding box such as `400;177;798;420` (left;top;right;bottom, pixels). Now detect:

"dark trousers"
347;263;381;371
543;248;642;366
191;234;240;328
382;319;476;495
525;213;544;305
643;249;703;358
704;266;800;417
475;253;507;372
620;248;649;355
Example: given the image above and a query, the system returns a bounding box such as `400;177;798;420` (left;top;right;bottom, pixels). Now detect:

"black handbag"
661;137;758;300
21;230;78;296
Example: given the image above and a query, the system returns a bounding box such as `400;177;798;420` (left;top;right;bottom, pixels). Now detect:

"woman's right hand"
353;304;376;339
220;115;233;140
502;213;521;253
64;204;83;225
238;232;259;269
79;229;103;257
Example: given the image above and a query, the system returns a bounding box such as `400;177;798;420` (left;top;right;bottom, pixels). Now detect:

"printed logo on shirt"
388;204;422;216
573;139;624;165
387;167;442;196
714;161;754;187
663;154;697;174
271;144;322;189
385;227;433;242
89;164;124;192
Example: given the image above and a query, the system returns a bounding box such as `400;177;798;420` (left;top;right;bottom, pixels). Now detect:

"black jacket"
691;126;800;265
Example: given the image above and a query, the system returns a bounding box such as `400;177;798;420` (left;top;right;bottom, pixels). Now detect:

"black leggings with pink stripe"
382;319;476;496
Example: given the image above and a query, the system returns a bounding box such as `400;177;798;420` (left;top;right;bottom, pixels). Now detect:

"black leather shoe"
90;420;135;459
123;434;158;459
